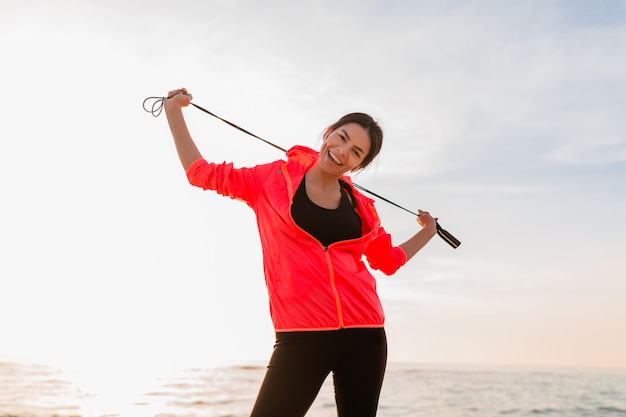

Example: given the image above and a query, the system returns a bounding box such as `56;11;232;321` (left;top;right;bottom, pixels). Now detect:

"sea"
1;360;625;417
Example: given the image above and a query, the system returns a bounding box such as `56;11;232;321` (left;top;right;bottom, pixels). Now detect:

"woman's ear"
322;127;333;140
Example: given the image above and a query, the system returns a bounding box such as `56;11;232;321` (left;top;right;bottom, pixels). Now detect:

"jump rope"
143;96;461;249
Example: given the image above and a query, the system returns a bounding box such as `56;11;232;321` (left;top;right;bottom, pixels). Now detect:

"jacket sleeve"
363;227;408;276
185;158;273;207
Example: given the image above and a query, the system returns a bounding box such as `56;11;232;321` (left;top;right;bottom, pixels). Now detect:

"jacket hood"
286;145;319;166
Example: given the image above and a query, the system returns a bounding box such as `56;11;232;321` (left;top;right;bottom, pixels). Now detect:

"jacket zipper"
283;229;347;329
324;245;344;329
323;236;369;329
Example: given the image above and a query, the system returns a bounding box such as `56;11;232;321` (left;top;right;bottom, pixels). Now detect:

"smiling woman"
160;87;441;416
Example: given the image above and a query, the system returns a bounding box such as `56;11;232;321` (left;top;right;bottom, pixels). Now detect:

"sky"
1;0;625;375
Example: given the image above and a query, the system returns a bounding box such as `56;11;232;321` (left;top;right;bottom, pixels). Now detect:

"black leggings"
249;328;387;417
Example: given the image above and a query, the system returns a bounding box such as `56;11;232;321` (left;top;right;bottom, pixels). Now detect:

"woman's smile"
328;150;343;166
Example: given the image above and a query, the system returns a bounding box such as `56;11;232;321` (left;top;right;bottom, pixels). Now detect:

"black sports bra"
291;177;362;247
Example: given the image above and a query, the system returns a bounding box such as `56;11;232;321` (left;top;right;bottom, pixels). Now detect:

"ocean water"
1;360;625;417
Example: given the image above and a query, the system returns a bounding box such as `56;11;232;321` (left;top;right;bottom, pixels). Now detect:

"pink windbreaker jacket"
186;145;408;331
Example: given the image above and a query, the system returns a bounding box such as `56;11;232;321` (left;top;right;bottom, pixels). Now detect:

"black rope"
143;96;460;248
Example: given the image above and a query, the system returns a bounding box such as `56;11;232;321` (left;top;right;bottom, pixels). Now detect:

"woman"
164;87;438;417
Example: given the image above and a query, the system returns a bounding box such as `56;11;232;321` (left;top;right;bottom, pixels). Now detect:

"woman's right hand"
165;87;193;109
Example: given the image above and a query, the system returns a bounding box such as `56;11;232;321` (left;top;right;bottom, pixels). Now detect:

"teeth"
329;151;342;165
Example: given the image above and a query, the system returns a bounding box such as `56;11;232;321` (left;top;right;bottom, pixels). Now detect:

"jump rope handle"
435;222;461;249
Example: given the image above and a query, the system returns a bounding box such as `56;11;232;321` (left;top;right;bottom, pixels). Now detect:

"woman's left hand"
398;209;439;261
417;209;438;236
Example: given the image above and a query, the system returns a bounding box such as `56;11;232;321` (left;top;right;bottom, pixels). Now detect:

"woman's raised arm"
164;88;203;170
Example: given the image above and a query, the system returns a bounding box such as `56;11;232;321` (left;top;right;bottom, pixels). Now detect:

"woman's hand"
417;209;438;236
398;209;438;261
165;87;193;109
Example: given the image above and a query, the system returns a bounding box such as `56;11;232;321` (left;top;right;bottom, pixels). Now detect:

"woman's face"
318;122;371;176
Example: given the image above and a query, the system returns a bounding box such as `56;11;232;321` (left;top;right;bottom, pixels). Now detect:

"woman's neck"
306;164;341;191
304;165;342;209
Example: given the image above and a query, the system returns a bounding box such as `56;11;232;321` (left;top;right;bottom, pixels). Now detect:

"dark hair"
326;112;383;171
